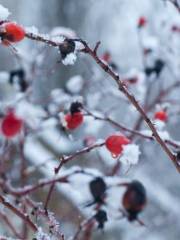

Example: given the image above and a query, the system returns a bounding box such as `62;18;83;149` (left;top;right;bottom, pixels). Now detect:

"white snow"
120;144;141;165
66;75;84;94
25;26;39;34
35;228;51;240
50;26;76;38
0;4;10;21
62;53;77;65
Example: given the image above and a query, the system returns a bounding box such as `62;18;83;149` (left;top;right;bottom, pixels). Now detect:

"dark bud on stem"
122;180;147;221
89;177;107;204
145;59;164;77
94;209;108;229
176;151;180;163
70;101;83;115
59;39;75;59
9;69;28;92
109;62;118;71
154;59;165;77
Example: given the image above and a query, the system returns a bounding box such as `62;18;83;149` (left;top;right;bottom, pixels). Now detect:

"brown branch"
166;0;180;12
25;32;180;171
0;211;22;239
55;142;105;173
44;141;104;210
0;194;37;232
25;32;60;47
85;109;180;149
79;40;180;172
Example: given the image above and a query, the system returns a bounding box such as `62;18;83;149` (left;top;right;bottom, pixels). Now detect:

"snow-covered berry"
154;110;168;122
105;135;130;157
59;39;75;59
65;112;83;130
0;22;25;45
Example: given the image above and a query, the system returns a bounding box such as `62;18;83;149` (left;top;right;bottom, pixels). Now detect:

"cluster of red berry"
63;103;131;158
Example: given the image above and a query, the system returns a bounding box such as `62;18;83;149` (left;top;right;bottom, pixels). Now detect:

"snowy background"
0;0;180;239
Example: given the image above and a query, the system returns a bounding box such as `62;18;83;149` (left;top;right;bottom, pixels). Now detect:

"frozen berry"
94;210;107;229
65;112;83;130
138;17;147;28
59;39;75;59
89;177;106;204
1;111;23;138
1;22;25;44
122;180;147;221
154;110;168;122
105;135;130;157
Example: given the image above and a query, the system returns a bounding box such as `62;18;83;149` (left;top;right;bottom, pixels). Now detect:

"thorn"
94;41;101;54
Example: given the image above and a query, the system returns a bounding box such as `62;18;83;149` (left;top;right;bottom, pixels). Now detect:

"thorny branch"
0;194;37;232
24;33;180;172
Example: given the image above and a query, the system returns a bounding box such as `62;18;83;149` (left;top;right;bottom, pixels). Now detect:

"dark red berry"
138;17;147;28
89;177;106;204
122;180;147;221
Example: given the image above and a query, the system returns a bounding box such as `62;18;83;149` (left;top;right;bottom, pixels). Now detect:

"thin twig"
0;194;37;232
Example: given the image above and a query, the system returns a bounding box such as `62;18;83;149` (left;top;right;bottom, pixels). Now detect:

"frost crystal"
48;212;61;233
0;4;10;21
120;144;140;165
50;26;76;38
35;228;51;240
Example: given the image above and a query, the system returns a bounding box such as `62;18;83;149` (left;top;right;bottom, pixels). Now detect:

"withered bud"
89;177;107;204
59;39;75;59
94;209;108;229
70;101;83;115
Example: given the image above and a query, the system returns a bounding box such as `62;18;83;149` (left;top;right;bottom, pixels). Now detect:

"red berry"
105;135;130;157
123;77;138;86
1;22;25;44
101;52;111;63
154;110;168;122
138;17;147;28
65;112;83;130
1;111;23;138
171;25;180;33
